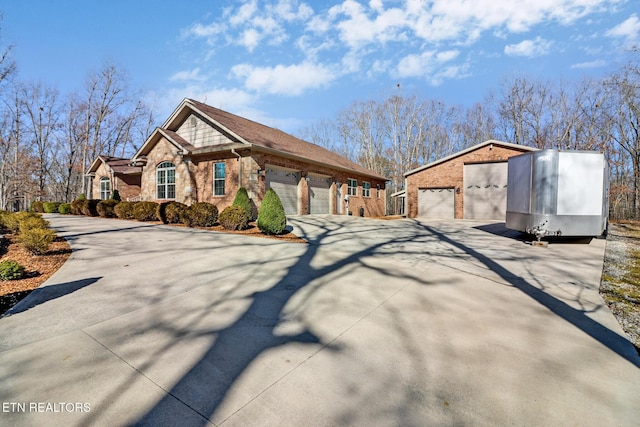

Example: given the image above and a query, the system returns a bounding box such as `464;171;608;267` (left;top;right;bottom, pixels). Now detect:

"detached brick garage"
404;140;536;220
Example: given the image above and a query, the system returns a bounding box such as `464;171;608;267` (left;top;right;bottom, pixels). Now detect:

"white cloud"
231;61;337;95
571;59;606;69
606;14;640;47
504;37;552;57
396;49;460;78
169;67;205;82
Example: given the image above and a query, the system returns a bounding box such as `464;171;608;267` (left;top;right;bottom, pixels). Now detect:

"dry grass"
600;221;640;353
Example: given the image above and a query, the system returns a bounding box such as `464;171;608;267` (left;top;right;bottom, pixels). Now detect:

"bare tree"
20;81;61;200
79;62;152;194
603;61;640;217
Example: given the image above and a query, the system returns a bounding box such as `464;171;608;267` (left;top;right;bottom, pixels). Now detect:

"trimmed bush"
164;202;187;224
110;189;121;201
77;193;86;200
156;201;171;224
218;205;249;230
81;199;100;217
58;203;71;215
233;187;253;220
70;199;83;215
97;199;119;218
18;216;49;235
20;227;56;255
133;201;158;221
30;201;45;213
0;260;25;280
185;202;218;227
257;188;287;235
4;212;39;234
114;201;137;219
0;210;9;229
44;202;62;213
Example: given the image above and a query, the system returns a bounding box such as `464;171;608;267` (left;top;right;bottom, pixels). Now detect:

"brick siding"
406;144;531;219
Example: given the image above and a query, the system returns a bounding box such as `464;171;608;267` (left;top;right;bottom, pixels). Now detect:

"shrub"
43;202;61;213
233;187;253;220
97;199;119;218
257;188;287;235
70;199;83;215
18;216;49;235
110;189;121;201
133;201;158;221
81;199;100;217
58;203;71;215
114;201;137;219
164;202;187;224
30;201;45;213
185;202;218;227
77;193;86;200
0;260;25;280
4;212;39;234
156;201;170;224
0;210;8;229
218;205;249;230
20;227;56;255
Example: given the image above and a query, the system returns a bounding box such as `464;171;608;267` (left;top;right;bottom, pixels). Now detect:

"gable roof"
404;140;537;177
87;156;141;175
135;98;387;181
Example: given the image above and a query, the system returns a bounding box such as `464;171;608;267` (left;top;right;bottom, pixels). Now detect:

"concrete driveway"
0;214;638;426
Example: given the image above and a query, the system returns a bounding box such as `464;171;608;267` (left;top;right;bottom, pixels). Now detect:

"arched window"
157;161;176;199
100;177;111;200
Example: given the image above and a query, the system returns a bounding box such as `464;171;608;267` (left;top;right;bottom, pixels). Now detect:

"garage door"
463;162;508;220
308;174;331;214
418;188;455;218
266;166;299;215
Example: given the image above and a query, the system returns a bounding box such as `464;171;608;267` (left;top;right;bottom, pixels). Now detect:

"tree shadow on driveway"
2;277;101;316
421;221;640;368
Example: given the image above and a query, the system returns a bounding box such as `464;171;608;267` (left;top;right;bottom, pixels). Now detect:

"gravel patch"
600;223;640;354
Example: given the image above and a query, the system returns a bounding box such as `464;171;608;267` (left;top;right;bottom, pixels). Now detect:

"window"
157;161;176;199
214;162;226;196
347;178;357;196
362;181;371;197
99;177;110;200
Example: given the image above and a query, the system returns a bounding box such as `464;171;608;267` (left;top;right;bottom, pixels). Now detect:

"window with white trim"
362;181;371;197
157;161;176;199
214;162;226;196
347;178;357;196
99;177;111;200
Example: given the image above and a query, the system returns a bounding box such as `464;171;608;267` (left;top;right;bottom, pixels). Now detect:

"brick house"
130;98;387;216
86;156;142;201
404;140;536;220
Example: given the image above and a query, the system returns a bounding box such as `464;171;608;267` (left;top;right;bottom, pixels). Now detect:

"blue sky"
3;0;639;133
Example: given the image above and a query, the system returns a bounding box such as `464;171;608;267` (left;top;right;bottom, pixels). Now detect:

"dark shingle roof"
99;156;141;174
186;99;386;180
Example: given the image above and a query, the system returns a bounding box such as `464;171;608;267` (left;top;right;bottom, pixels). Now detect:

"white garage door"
418;188;455;218
266;166;299;215
463;162;508;220
308;174;331;214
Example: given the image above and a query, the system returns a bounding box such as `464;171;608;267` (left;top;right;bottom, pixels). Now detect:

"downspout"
231;148;242;188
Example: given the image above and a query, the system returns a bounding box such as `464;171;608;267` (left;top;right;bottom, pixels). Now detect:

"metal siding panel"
418;188;454;218
464;163;508;220
557;152;604;216
308;174;331;214
266;168;299;215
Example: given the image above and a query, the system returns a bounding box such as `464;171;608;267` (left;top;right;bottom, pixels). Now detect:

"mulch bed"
0;234;72;315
